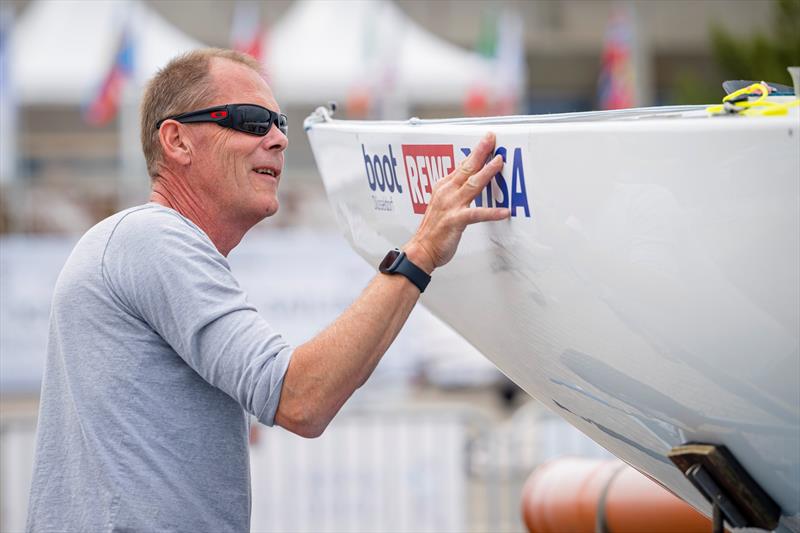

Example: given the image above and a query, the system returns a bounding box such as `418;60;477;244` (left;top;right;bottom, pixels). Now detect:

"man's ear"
158;120;192;167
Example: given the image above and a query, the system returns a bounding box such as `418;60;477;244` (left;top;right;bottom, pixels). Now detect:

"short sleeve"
101;208;292;425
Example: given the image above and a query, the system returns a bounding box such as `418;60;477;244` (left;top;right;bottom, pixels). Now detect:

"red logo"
401;145;455;214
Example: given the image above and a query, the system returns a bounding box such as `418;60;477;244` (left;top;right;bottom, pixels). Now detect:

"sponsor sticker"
359;141;530;218
401;144;455;214
362;144;402;212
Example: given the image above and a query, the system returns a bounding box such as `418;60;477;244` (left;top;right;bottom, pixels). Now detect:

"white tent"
11;0;500;109
10;0;203;104
266;0;495;108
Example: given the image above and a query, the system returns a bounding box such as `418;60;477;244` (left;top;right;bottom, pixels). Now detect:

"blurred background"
0;0;796;531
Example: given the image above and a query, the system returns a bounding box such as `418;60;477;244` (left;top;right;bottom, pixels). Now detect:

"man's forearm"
275;270;421;437
275;132;508;438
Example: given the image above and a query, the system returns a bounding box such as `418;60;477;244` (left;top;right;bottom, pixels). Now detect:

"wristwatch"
378;248;431;293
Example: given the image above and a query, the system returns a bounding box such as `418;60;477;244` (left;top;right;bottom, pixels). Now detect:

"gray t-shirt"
26;204;293;532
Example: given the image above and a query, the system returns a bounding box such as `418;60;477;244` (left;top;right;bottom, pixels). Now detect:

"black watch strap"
378;248;431;293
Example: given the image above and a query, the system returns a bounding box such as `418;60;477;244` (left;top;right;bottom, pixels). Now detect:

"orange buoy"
521;458;712;533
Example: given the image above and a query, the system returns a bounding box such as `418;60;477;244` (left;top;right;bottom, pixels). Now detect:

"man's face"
187;58;288;225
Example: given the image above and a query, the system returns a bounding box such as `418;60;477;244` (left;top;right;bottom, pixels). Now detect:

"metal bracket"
668;443;780;531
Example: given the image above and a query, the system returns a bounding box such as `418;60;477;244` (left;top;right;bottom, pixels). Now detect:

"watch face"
379;249;401;273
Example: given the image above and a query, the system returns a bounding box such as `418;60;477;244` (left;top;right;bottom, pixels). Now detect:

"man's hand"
404;132;510;273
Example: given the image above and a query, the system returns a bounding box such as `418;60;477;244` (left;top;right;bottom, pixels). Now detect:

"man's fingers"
463;207;511;225
454;132;496;183
462;154;503;194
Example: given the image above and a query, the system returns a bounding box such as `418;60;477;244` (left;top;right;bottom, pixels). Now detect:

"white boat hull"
306;106;800;530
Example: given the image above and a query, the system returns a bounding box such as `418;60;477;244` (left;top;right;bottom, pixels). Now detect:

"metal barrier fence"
1;404;530;533
249;405;531;533
1;401;611;532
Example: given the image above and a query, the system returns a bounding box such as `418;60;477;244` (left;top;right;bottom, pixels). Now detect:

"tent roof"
10;0;495;108
265;0;494;107
11;0;203;104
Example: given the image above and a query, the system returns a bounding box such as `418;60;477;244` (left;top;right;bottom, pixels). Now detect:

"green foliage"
711;0;800;86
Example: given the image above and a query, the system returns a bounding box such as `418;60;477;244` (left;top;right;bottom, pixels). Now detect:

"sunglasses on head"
156;103;288;137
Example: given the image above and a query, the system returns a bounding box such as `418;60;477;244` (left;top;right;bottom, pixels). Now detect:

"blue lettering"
382;155;394;192
461;145;529;217
363;144;376;191
373;155;386;191
493;147;508;208
364;144;403;195
388;145;402;193
511;148;530;217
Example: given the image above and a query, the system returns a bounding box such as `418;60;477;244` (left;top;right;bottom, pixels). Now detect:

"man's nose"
262;127;288;152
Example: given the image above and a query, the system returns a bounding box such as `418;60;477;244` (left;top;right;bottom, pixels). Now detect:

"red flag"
597;6;635;110
84;29;134;126
230;2;264;62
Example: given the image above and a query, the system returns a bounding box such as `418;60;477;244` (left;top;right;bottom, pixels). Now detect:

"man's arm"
275;132;509;437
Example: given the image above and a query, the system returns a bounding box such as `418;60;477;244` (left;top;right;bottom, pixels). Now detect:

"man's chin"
239;201;278;229
262;201;279;219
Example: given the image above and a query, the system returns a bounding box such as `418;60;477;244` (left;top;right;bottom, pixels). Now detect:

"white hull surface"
305;106;800;530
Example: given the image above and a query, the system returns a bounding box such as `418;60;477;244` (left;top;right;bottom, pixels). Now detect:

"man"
26;49;508;532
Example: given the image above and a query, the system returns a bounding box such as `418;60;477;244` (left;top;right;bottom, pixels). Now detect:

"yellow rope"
706;82;800;117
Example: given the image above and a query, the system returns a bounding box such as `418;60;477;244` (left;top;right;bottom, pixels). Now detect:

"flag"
597;5;636;110
230;1;264;62
84;28;134;125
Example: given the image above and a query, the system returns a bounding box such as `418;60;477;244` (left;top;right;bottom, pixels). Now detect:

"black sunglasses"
156;103;288;137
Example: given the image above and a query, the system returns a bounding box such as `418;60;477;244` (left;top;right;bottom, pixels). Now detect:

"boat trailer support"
668;443;781;532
